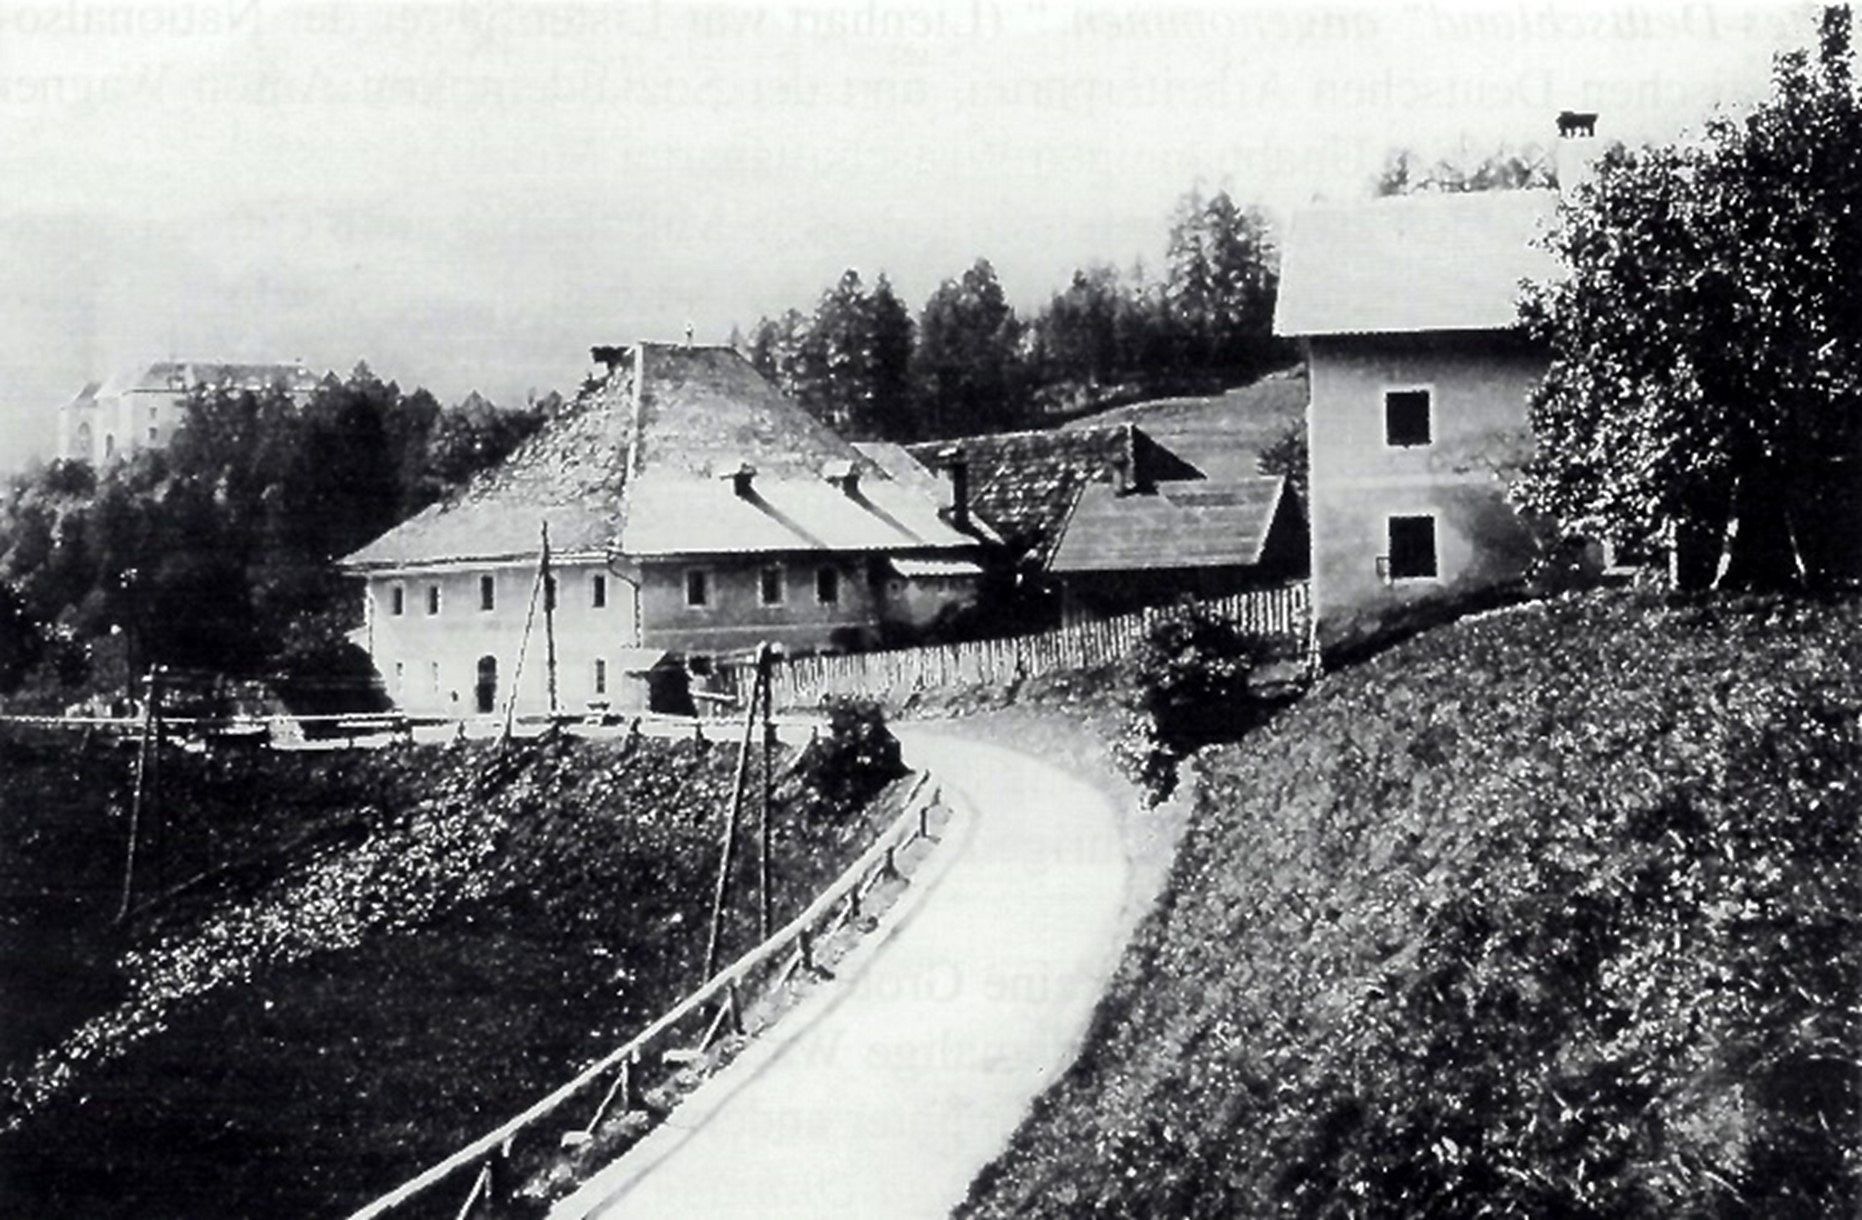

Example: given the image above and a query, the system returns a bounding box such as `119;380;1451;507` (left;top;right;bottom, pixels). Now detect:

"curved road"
552;726;1130;1219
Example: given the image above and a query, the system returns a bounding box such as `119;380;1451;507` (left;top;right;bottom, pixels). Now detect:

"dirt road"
551;725;1131;1219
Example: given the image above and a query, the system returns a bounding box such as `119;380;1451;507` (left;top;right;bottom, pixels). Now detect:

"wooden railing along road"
345;771;947;1219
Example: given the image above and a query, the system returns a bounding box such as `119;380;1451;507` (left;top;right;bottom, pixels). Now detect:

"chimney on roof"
935;446;970;527
823;459;861;497
724;460;757;498
1555;110;1601;195
1111;423;1152;496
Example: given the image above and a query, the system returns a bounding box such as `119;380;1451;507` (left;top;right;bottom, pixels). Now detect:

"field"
960;591;1862;1217
0;723;905;1218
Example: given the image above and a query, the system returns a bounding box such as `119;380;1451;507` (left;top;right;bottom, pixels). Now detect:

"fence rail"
744;582;1312;709
346;771;946;1219
0;708;818;747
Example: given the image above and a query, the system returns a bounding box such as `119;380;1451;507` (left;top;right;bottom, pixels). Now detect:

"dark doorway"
474;655;497;714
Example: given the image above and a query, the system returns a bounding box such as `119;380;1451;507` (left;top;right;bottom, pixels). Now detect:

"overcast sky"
0;0;1814;469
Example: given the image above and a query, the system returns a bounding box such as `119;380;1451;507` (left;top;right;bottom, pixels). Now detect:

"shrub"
1126;600;1270;799
796;697;905;821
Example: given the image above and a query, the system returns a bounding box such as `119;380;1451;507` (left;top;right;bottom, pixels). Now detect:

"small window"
1384;388;1432;448
426;584;441;615
393;661;405;692
148;404;159;419
105;433;116;457
147;427;159;444
685;569;711;608
390;584;406;616
1387;515;1439;580
429;662;441;694
591;573;607;608
759;564;784;607
816;566;840;605
593;658;608;695
480;575;495;611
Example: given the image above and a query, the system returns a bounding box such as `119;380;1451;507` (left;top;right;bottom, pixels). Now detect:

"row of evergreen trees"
0;368;543;703
741;187;1294;441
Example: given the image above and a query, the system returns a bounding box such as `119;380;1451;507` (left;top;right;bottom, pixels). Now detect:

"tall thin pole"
541;521;559;717
503;557;545;742
117;667;161;923
703;642;769;980
758;650;775;941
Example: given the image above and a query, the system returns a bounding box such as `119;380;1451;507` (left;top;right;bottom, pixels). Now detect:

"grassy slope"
0;729;902;1219
962;592;1862;1218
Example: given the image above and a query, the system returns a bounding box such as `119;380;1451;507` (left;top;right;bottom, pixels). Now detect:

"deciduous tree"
1514;6;1862;589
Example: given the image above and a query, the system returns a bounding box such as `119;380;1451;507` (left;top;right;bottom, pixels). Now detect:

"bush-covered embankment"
963;592;1862;1217
1;719;905;1218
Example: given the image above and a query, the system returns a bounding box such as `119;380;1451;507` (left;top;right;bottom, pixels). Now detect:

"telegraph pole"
541;521;559;717
117;666;163;923
758;649;775;941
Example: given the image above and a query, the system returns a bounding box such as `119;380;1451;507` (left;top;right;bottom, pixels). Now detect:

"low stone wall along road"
552;725;1131;1219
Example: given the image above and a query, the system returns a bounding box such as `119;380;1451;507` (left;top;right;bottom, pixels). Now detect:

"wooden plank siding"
731;582;1312;709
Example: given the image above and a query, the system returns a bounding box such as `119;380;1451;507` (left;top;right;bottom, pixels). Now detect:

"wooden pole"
117;667;160;923
758;650;774;942
503;547;546;742
703;642;769;980
541;522;559;717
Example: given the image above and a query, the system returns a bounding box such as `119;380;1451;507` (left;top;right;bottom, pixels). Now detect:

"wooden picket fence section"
748;582;1313;709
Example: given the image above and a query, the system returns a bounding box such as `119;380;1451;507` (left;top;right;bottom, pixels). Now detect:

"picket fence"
738;582;1312;709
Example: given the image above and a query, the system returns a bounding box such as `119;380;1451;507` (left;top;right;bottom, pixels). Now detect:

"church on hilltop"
57;359;326;466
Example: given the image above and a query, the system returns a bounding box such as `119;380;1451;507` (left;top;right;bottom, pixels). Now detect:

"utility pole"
117;666;162;923
758;649;775;941
541;521;559;717
704;642;770;980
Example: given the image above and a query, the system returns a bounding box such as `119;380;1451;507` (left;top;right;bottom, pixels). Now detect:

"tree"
912;258;1028;436
1034;265;1125;386
745;309;811;402
0;372;544;702
1373;145;1556;196
798;269;916;438
1514;6;1862;589
1257;420;1309;503
1164;189;1290;381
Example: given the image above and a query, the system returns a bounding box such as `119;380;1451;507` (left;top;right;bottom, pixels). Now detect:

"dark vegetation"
1120;602;1277;801
1515;8;1862;590
0;369;543;709
0;721;906;1219
744;186;1294;441
961;591;1862;1218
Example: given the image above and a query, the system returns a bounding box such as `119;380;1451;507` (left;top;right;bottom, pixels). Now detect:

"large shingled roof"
1274;189;1561;337
342;344;973;570
1049;477;1289;573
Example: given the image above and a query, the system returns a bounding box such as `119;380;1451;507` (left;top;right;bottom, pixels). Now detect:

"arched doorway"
474;655;497;714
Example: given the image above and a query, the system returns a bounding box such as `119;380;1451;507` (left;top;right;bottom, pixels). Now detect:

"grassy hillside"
962;591;1861;1218
1060;367;1307;480
0;725;904;1218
